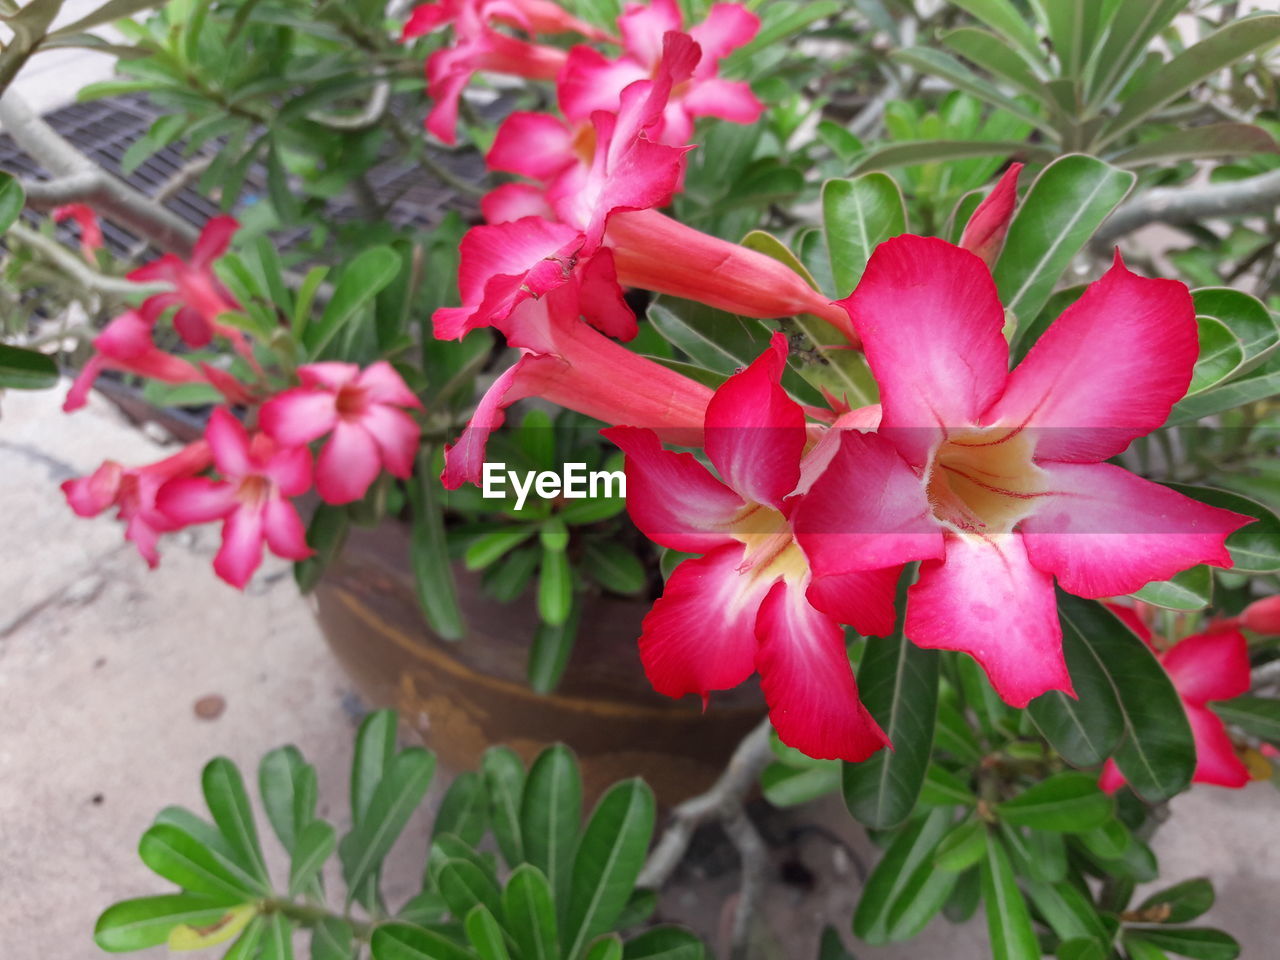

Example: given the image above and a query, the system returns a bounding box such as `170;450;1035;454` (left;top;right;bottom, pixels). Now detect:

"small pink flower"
559;0;762;145
1240;595;1280;635
61;442;212;567
403;0;609;42
1101;605;1252;792
157;409;313;589
259;362;422;505
959;163;1023;268
130;215;241;349
52;204;104;262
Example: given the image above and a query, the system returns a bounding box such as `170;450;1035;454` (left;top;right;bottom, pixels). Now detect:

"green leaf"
538;546;574;627
439;858;505;925
645;298;774;375
1126;940;1173;960
583;542;646;596
294;504;348;594
288;820;335;897
1058;938;1108;960
889;48;1050;133
305;246;401;357
564;779;656;959
1139;878;1216;924
503;864;559;960
843;573;939;830
822;173;906;295
1192;287;1280;370
1211;696;1280;746
408;465;465;641
202;758;270;885
1084;0;1184;109
762;760;841;807
465;905;512;960
0;171;24;233
996;772;1112;832
261;912;295;960
528;594;582;694
584;937;624;960
482;746;526;867
436;771;488;846
1126;928;1240;960
919;764;978;807
817;927;856;960
1100;16;1280;145
341;747;436;905
1188;316;1245;395
851;137;1053;177
466;529;537;571
138;823;263;902
1133;565;1213;611
311;917;355;960
853;807;953;944
942;27;1055;108
225;915;267;960
979;834;1039;960
622;926;705;959
934;818;988;873
1111;124;1280;167
1022;878;1110;944
0;343;58;390
350;710;397;825
1164;483;1280;575
521;744;583;910
259;746;316;855
95;895;247;952
371;923;481;960
947;0;1043;60
994;155;1135;335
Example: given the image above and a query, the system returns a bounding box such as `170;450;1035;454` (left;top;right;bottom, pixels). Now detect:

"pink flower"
61;442;211;567
603;334;896;762
959;163;1022;267
52;203;104;262
157;408;313;589
1100;605;1251;791
1240;595;1280;635
417;0;569;145
559;0;763;145
259;362;422;505
129;215;241;349
792;235;1253;708
403;0;609;42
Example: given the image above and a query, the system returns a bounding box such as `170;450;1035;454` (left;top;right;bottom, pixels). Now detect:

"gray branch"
0;89;199;257
1093;169;1280;251
9;222;170;298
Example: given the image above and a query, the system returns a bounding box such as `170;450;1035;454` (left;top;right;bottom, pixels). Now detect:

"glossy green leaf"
1139;878;1216;925
1192;288;1280;370
1022;879;1109;945
850;137;1053;177
527;593;581;694
947;0;1043;59
224;915;267;960
202;758;270;885
482;746;526;867
584;937;624;960
646;297;774;375
1211;697;1280;746
371;923;481;960
1112;124;1280;167
1058;938;1108;960
1126;927;1240;960
942;27;1053;107
1133;564;1214;612
351;710;397;825
993;155;1135;333
621;926;705;959
1165;483;1280;575
822;173;906;294
288;820;335;897
1126;940;1173;960
138;823;262;902
440;859;504;925
889;48;1049;132
979;834;1039;960
435;771;488;846
260;912;294;960
408;464;465;641
521;744;583;909
762;760;841;807
995;772;1112;832
259;746;317;855
918;764;978;807
1188;316;1245;395
341;747;435;904
564;779;655;959
465;905;512;960
583;542;646;596
934;818;988;873
311;917;355;960
305;245;401;356
294;504;348;594
538;546;574;627
503;864;559;960
853;807;953;944
95;895;247;952
0;343;58;390
466;529;537;571
1084;0;1184;108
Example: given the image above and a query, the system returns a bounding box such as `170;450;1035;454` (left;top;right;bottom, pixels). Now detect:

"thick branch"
0;89;199;257
10;222;169;298
1093;169;1280;251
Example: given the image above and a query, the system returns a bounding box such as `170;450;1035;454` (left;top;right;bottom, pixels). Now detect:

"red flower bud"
1241;595;1280;635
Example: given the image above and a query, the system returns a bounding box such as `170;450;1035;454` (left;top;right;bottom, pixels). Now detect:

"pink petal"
689;3;760;65
442;360;531;489
156;476;238;524
755;580;890;761
63;355;107;412
804;566;902;639
1019;462;1251;598
402;1;454;39
639;544;766;701
618;0;683;68
681;78;763;124
557;46;648;122
602;426;744;553
361;404;420;479
264;442;313;498
128;254;183;284
298;362;359;391
907;533;1071;708
62;461;123;517
488;112;575;180
482;183;556;224
1186;703;1250;788
316;421;381;504
259;389;339;446
1098;759;1126;794
985;252;1198;463
263;497;313;561
793;430;945;576
191;215;239;268
172;307;213;347
205;407;253;479
356;361;422;408
124;515;164;569
1161;629;1251;706
959;163;1022;267
576;248;636;341
836;236;1009;466
703;333;805;508
94;310;155;359
213;505;265;589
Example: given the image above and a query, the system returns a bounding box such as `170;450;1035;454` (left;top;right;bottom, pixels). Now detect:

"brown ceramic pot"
313;521;765;805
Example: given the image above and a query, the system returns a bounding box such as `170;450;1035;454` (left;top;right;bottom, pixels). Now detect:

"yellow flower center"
925;426;1045;534
730;502;809;585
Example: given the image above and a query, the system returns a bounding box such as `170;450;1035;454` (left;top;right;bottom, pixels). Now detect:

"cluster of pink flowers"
60;217;422;588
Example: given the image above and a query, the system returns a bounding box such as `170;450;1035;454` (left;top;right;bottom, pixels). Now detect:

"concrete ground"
4;385;1280;960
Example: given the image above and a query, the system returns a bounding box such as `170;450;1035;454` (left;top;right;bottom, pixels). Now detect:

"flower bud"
1241;595;1280;635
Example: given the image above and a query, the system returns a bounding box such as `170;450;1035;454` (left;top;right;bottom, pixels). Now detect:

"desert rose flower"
157;408;313;588
959;162;1023;267
61;442;212;567
603;334;898;762
793;235;1253;707
52;203;104;262
1100;604;1252;791
403;0;609;42
1228;595;1280;635
559;0;763;145
259;362;422;505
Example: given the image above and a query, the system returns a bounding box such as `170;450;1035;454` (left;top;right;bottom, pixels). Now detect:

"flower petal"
213;506;264;589
482;183;556;224
1186;703;1250;788
556;46;648;122
362;404;420;478
1019;462;1251;598
263;497;313;561
836;235;1009;466
488;111;575;180
986;252;1198;462
907;532;1071;707
205;407;253;478
62;461;123;517
315;422;381;505
157;476;238;525
1098;759;1126;794
259;389;339;446
264;442;313;498
1162;629;1251;706
298;361;359;390
357;361;422;408
959;163;1022;267
704;332;805;508
602;425;744;553
755;579;890;761
793;429;945;576
191;215;239;268
639;544;767;700
804;565;902;639
681;78;763;124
